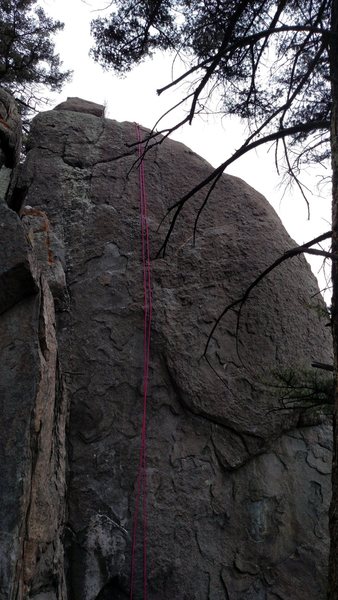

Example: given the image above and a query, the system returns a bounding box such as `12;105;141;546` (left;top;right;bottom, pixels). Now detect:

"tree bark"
328;0;338;597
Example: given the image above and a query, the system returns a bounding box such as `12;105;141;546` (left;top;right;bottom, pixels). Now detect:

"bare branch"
157;118;330;256
157;59;212;95
203;230;332;357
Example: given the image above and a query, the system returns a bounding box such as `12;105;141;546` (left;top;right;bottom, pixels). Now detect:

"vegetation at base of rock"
0;0;71;124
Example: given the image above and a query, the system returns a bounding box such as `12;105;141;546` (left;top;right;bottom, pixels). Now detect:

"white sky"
41;0;332;298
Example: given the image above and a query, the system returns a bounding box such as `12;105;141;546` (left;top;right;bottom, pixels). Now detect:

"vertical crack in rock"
0;89;69;599
20;279;68;599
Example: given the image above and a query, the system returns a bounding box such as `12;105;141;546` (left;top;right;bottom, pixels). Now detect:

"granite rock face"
54;97;105;118
0;95;334;599
0;91;68;600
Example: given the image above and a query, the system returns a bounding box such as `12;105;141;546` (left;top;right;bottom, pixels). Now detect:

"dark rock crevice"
95;576;128;600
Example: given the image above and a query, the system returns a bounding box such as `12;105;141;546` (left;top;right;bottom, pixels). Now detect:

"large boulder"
8;103;333;599
54;97;105;118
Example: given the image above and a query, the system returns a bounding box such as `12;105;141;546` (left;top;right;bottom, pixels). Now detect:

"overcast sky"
41;0;332;296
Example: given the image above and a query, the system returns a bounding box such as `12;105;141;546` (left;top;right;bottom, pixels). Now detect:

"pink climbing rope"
130;124;153;600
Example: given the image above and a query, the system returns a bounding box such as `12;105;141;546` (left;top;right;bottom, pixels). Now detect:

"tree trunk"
328;0;338;597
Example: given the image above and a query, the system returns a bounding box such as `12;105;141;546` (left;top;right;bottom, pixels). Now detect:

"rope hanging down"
130;124;153;600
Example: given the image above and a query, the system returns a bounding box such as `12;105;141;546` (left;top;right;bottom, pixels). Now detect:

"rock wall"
0;94;333;599
0;90;68;600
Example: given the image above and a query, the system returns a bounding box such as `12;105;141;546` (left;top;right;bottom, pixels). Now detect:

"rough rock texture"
1;95;334;599
0;87;21;169
0;278;68;600
54;97;105;118
0;93;68;600
20;206;69;311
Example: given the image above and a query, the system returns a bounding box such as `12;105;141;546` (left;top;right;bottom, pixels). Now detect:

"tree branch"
157;119;330;256
203;230;332;357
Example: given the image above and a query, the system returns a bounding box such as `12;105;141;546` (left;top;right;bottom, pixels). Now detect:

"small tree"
90;0;338;595
0;0;71;125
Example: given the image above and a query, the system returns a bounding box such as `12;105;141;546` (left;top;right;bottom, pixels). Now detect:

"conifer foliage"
0;0;71;118
91;0;332;179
